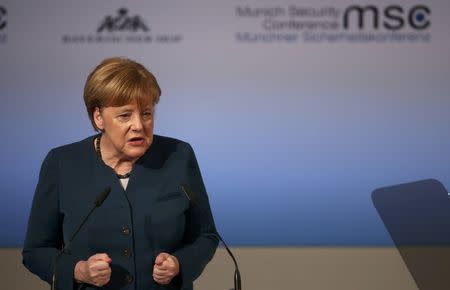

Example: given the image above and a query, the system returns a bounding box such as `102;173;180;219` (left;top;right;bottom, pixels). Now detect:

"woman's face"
93;101;154;161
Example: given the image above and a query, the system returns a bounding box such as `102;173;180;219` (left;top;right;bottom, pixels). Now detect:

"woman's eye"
142;112;153;119
118;114;131;120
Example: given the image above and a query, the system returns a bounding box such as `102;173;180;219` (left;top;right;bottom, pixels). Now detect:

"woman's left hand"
153;252;180;285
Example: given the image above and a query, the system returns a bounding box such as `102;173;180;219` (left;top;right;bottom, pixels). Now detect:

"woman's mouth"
128;137;145;146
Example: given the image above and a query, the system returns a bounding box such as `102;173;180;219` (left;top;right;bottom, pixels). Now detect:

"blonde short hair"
83;57;161;131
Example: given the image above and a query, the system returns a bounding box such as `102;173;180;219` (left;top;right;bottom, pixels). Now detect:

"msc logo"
343;5;430;30
98;8;149;33
0;6;6;30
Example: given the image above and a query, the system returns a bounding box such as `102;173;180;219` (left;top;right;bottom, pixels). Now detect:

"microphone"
181;185;242;290
51;187;112;290
94;187;111;207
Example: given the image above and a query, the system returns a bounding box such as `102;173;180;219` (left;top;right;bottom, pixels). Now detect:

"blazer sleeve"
172;143;219;288
22;149;79;290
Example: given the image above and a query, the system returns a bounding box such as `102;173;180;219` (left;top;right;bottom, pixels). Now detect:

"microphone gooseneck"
51;186;111;290
181;185;242;290
69;187;111;244
215;232;242;290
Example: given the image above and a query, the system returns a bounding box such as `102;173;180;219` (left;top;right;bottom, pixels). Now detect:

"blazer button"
125;274;134;283
122;225;131;235
123;249;132;257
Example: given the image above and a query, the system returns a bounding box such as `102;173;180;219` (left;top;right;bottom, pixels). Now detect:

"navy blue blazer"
23;135;218;290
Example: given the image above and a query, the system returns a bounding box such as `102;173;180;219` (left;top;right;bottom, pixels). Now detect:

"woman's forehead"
108;102;153;110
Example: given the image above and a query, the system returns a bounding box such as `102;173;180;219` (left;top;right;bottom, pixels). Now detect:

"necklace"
94;135;131;179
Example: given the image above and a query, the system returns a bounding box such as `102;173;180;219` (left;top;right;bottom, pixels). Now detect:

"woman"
22;57;218;290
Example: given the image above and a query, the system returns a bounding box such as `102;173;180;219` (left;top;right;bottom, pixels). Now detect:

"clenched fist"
74;253;112;287
153;252;179;285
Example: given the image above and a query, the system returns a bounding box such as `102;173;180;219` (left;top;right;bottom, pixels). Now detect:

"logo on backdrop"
235;4;431;43
97;8;149;33
342;5;430;31
62;7;182;44
0;6;7;44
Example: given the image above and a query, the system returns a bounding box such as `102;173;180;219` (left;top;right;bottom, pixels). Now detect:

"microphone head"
95;186;111;207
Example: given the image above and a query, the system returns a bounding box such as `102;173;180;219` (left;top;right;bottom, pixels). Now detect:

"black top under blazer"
22;135;219;290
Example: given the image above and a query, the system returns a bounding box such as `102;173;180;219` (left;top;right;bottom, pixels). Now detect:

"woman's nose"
130;114;144;131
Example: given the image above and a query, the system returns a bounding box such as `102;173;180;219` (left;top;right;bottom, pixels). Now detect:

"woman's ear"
93;107;104;131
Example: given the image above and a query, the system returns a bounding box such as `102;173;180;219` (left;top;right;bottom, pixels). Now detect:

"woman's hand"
153;252;180;285
74;253;112;287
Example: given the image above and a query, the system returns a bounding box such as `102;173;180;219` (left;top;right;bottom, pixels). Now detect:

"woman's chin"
124;147;148;160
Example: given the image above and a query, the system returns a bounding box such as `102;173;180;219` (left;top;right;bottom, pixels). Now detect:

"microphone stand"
181;185;242;290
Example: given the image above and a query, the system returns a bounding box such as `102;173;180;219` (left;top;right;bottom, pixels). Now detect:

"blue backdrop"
1;0;449;246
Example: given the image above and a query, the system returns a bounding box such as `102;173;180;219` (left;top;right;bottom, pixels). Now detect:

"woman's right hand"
74;253;112;287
